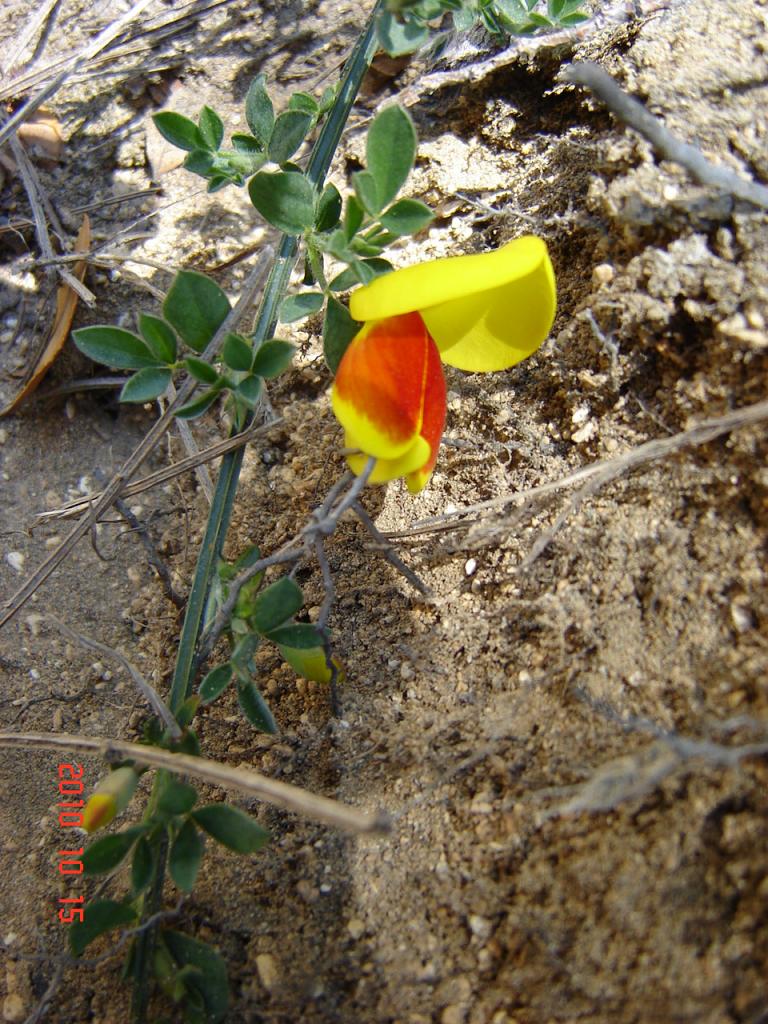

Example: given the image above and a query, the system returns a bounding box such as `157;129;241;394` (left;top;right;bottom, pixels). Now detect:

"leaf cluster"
200;548;337;730
375;0;588;54
73;271;294;415
71;780;269;1019
153;77;336;193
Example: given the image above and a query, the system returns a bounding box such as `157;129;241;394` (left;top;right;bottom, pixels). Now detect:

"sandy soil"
1;0;767;1022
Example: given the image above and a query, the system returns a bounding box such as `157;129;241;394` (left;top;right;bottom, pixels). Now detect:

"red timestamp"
56;763;86;924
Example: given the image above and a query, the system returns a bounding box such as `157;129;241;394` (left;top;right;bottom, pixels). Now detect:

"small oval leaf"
82;825;148;876
279;292;324;324
198;106;224;150
153;111;205;153
164;271;231;353
222;333;253;372
251;576;304;634
251;339;295;379
73;326;160;370
191;804;270;854
120;367;172;403
199;662;233;704
244;74;275;148
267;109;313;164
69;899;138;956
248;171;315;235
366;105;416;208
236;679;278;733
138;313;177;363
169;818;204;892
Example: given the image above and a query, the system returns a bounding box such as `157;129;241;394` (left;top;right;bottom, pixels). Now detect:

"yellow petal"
349;236;556;372
345;432;430;483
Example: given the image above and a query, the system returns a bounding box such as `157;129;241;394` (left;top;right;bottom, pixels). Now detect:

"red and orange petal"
405;330;445;493
332;312;435;460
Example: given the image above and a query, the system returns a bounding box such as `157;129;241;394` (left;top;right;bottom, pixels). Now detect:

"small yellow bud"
81;766;139;834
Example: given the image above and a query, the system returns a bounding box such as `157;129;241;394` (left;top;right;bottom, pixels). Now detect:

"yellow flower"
348;235;556;372
330;237;556;491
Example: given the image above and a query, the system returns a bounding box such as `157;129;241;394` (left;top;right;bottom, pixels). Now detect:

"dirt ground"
1;0;767;1021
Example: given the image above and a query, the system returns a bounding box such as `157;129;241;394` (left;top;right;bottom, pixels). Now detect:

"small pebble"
255;953;278;992
464;558;477;577
347;918;365;940
5;551;24;573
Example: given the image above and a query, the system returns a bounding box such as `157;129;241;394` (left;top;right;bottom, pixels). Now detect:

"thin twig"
0;0;61;77
1;249;273;631
112;498;185;608
563;61;768;210
0;732;391;834
43;616;180;737
353;502;432;595
34;419;279;523
391;398;768;539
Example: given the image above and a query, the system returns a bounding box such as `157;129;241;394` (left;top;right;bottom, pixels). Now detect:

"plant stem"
131;8;383;1020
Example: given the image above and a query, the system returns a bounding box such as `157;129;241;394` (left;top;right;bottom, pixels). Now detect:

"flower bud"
81;766;140;833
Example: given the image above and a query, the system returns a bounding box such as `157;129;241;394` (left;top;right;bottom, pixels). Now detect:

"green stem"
130;8;383;1020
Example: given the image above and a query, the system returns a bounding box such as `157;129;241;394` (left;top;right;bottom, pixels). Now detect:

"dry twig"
0;731;390;835
563;61;768;210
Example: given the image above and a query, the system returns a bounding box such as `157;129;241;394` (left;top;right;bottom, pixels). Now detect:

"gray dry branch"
563;61;768;210
0;731;391;835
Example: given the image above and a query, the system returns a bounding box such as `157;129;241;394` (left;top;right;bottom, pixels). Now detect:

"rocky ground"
1;0;767;1021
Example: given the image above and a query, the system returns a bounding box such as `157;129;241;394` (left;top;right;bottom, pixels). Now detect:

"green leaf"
267;622;326;649
268;110;313;164
352;170;380;216
236;374;263;407
250;339;296;380
131;836;153;895
330;257;393;291
248;170;315;235
375;11;429;55
198;106;224;150
221;333;253;372
231;133;263;153
164;271;231;353
163;931;229;1023
82;825;148;876
73;326;161;370
251;576;304;634
380;197;434;236
288;91;319;115
70;899;138;956
315;183;342;232
191;804;270;854
323;297;361;374
199;662;233;704
184;356;220;385
169;819;204;892
244;74;274;148
279;292;324;324
153;112;206;153
138;313;177;363
350;235;386;257
207;174;232;193
175;388;221;420
183;149;215;176
367;105;417;209
559;10;589;24
157;777;198;817
343;194;365;240
236;679;278;733
120;367;172;403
